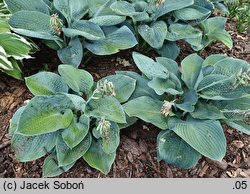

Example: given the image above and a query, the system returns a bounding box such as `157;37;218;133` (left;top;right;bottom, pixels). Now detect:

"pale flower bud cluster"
50;13;64;35
96;119;111;138
161;100;172;117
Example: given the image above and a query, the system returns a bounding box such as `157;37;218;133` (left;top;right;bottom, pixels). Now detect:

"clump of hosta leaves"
122;52;250;169
0;14;37;79
4;0;138;67
9;64;137;177
107;0;232;59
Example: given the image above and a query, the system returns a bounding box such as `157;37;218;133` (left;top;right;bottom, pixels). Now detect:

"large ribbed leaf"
202;54;227;67
25;72;68;95
61;115;89;149
169;117;226;161
132;52;169;79
181;53;204;89
201;17;233;49
123;96;168;129
157;130;201;168
157;41;180;60
89;15;126;26
9;106;26;136
16;95;74;136
43;153;75;177
175;89;198;113
86;26;137;55
83;138;116;174
156;57;179;76
99;74;136;103
54;0;88;23
56;133;92;166
0;33;32;60
4;0;50;14
154;0;194;19
138;21;167;49
61;94;86;112
224;121;250;135
110;1;135;16
85;96;126;123
62;20;105;40
57;37;83;67
117;71;161;100
12;132;57;162
58;64;94;94
9;11;61;40
102;122;120;154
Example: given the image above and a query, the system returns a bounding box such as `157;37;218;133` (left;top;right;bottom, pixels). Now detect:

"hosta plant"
106;0;233;59
0;4;37;79
123;52;250;168
4;0;138;67
9;64;137;177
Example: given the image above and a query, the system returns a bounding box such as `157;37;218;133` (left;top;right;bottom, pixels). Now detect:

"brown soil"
0;18;249;178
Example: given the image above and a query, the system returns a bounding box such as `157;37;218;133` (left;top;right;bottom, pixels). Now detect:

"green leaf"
157;41;180;60
176;89;198;112
169;117;226;161
4;0;50;14
85;96;126;123
9;11;61;41
12;132;57;162
16;95;74;136
61;115;89;149
57;37;83;67
56;133;92;166
99;74;136;103
181;53;204;89
86;26;137;55
83;138;116;174
110;1;135;16
3;59;22;80
58;64;94;94
132;52;169;79
116;71;161;100
224;121;250;135
138;21;168;49
25;72;68;95
102;122;120;154
43;153;75;178
123;96;168;129
89;15;126;26
62;20;105;40
157;130;201;168
54;0;88;23
9;106;26;136
156;57;179;76
191;102;225;120
61;93;86;111
202;54;227;67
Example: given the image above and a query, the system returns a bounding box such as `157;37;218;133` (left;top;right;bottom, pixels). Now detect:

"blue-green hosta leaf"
25;72;68;95
58;64;94;94
83;138;116;174
86;26;137;55
61;115;90;149
201;17;233;49
54;0;88;23
169;117;227;161
57;37;83;67
56;133;92;166
9;11;61;41
110;1;135;15
224;121;250;135
9;106;26;136
181;53;204;89
213;2;229;14
132;52;169;79
43;153;75;178
88;0;113;15
4;0;50;14
174;5;211;21
191;102;225;120
61;94;86;111
62;20;105;40
123;96;168;129
118;116;138;129
156;57;179;76
89;15;126;26
116;71;162;100
154;0;194;19
202;54;227;67
16;95;74;136
175;89;198;113
0;33;32;60
138;21;168;49
85;96;126;123
157;41;180;60
99;74;136;103
157;130;201;168
12;132;58;162
102;122;120;154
